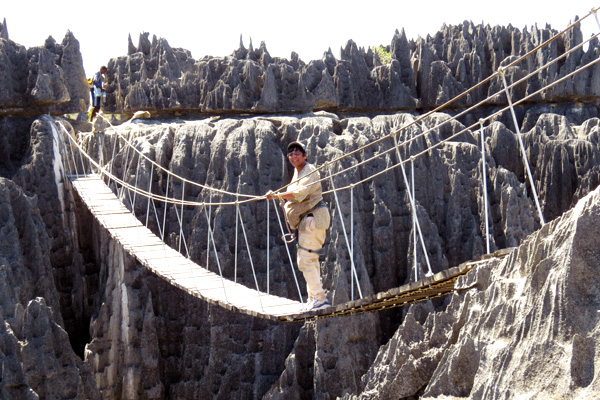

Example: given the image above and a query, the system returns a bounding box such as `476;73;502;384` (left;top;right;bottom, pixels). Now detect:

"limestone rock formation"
1;16;600;400
103;20;599;117
344;183;600;399
0;30;88;117
0;172;100;399
0;18;8;40
74;108;598;398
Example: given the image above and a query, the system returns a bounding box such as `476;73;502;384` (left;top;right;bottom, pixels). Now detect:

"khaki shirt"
283;163;330;230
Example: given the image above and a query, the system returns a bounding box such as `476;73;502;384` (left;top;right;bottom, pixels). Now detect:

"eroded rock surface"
344;182;600;399
0;30;88;117
104;21;600;117
1;16;600;400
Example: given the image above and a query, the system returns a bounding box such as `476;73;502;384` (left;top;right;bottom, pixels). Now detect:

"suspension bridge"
59;8;599;322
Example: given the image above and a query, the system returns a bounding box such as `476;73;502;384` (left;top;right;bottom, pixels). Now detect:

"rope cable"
327;164;363;299
270;198;304;302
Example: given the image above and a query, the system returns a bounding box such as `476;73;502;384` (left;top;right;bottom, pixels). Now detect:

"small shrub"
372;46;391;64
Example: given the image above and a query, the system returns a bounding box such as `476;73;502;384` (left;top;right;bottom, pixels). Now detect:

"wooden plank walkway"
69;174;508;322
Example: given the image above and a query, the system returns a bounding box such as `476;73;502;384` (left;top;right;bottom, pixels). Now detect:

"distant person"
266;141;331;312
90;66;107;121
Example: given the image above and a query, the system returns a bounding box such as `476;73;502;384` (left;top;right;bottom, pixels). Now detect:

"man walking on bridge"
266;141;331;312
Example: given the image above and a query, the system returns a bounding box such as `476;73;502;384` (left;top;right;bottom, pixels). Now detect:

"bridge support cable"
270;198;304;303
499;69;545;226
98;134;106;176
108;130;119;185
267;200;270;294
67;134;79;177
202;206;229;303
76;137;87;176
131;149;142;214
150;186;164;240
236;205;265;311
392;134;433;277
479;121;491;254
145;165;153;228
235;199;239;283
178;182;187;256
206;192;212;271
327;165;363;299
171;182;190;259
411;158;418;281
350;185;355;300
117;131;133;204
161;173;170;241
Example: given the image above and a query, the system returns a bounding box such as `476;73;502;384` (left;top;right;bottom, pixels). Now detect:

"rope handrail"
64;131;261;207
98;122;262;200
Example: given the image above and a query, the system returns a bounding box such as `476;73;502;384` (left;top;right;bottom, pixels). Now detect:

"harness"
280;201;327;256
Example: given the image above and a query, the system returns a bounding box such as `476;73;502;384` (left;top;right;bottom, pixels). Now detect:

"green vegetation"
372;46;391;64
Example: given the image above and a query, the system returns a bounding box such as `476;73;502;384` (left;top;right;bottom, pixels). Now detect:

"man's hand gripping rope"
265;190;297;244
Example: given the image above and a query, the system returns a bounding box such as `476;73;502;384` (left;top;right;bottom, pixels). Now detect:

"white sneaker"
300;297;314;312
305;299;331;312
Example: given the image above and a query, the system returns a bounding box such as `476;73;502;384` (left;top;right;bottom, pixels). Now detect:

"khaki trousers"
297;217;326;301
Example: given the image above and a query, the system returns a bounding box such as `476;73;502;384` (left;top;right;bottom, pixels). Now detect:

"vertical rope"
98;133;105;172
234;198;239;283
266;199;270;294
392;135;433;276
161;173;170;241
151;196;164;240
411;157;418;281
170;181;191;258
202;207;229;303
236;205;264;310
327;164;363;299
76;136;86;176
179;181;186;255
270;198;303;302
206;192;212;271
499;69;545;226
145;166;153;228
350;185;354;301
480;120;491;254
67;132;79;177
108;131;118;185
132;150;142;214
119;131;133;204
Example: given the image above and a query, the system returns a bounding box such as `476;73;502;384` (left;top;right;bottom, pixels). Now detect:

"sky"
2;1;599;78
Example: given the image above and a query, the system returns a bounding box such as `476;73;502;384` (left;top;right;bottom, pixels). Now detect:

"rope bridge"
58;8;599;321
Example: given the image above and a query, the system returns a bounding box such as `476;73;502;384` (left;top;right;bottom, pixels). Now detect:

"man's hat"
287;141;306;153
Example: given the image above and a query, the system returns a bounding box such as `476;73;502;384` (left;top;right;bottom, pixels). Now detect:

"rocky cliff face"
343;183;600;399
103;21;600;117
0;28;88;117
1;16;600;400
